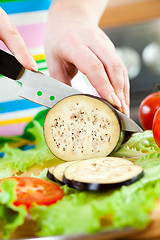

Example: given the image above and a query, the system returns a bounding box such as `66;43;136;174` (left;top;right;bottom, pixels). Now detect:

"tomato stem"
152;82;160;93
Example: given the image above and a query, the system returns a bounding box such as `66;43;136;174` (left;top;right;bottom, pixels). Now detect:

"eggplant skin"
63;171;144;191
47;170;56;182
47;170;64;185
48;161;78;185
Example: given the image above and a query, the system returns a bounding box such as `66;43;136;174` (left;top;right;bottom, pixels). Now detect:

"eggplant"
44;95;121;161
47;161;78;184
47;167;56;182
63;157;144;191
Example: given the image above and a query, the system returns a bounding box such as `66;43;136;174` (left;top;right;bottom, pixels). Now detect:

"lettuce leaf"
1;120;160;239
0;121;61;178
31;162;160;237
0;136;32;149
135;153;160;170
30;168;48;180
0;179;27;239
23;109;49;140
111;130;160;158
30;137;160;237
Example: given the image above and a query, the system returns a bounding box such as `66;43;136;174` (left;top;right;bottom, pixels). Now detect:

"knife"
0;49;142;133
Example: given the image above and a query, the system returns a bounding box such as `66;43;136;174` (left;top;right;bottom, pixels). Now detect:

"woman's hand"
45;0;130;116
0;7;37;71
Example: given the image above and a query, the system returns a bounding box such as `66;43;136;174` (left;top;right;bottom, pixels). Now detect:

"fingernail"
111;92;121;108
121;100;130;117
29;56;38;71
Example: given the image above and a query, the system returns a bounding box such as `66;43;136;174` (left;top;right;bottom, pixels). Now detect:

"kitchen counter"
99;0;160;28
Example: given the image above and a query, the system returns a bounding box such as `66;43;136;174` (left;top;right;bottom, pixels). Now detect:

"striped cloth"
0;0;52;136
0;0;98;136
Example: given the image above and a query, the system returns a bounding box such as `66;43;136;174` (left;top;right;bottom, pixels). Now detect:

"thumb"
0;7;38;71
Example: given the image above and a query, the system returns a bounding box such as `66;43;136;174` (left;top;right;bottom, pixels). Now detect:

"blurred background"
0;0;160;136
99;0;160;123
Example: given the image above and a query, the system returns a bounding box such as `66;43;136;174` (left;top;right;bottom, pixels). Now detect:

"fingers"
60;34;122;108
0;7;38;71
45;24;130;115
123;69;130;116
86;31;130;116
107;57;130;116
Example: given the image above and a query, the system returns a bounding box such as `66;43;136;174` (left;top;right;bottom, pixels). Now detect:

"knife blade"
18;68;82;108
0;49;143;133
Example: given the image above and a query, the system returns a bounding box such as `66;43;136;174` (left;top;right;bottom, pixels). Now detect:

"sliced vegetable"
0;179;28;239
1;108;160;239
63;157;144;191
47;166;56;181
47;161;77;184
0;177;64;209
139;92;160;130
153;108;160;148
31;156;160;237
44;95;121;161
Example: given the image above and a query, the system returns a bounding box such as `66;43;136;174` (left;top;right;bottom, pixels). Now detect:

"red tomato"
0;177;64;209
153;108;160;148
139;92;160;130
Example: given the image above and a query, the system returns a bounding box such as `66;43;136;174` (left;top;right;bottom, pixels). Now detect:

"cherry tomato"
153;108;160;148
139;92;160;130
0;177;64;209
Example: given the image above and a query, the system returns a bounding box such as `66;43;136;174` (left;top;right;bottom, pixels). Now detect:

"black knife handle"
0;49;23;80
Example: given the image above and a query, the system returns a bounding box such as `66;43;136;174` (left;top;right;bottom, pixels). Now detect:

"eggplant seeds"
44;95;121;161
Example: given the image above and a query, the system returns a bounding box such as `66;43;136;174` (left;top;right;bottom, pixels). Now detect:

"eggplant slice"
47;167;56;182
47;161;77;184
63;157;144;191
44;95;121;161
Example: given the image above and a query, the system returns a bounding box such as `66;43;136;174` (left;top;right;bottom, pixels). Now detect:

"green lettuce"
136;153;160;170
31;163;160;237
0;136;32;149
1;119;160;239
0;179;27;239
30;168;48;180
0;121;59;178
111;130;160;158
29;130;160;237
23;109;49;140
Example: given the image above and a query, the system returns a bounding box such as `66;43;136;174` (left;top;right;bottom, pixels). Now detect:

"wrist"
49;0;108;26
